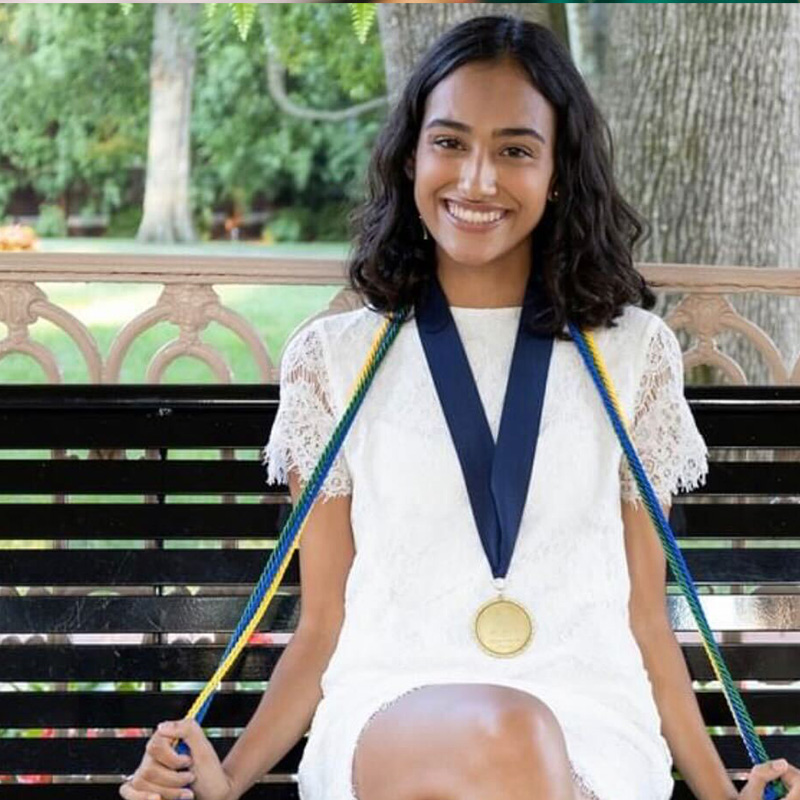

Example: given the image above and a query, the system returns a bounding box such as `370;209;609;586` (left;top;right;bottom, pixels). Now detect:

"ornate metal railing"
1;252;799;384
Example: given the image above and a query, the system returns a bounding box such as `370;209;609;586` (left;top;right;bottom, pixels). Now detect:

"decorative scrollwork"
666;293;791;384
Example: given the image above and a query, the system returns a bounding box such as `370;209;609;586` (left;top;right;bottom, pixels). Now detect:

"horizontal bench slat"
1;689;795;728
0;596;299;634
0;385;280;406
0;391;278;451
1;387;797;447
0;504;289;540
0;410;277;449
0;549;796;585
1;503;797;541
668;594;800;631
0;736;300;775
0;550;300;586
1;405;798;446
677;503;800;538
0;644;281;682
0;595;797;634
0;461;279;495
1;459;798;495
1;643;794;682
1;734;788;774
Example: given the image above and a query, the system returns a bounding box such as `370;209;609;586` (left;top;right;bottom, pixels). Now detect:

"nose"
458;149;498;198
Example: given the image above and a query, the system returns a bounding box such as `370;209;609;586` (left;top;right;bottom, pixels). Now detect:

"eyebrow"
425;117;546;145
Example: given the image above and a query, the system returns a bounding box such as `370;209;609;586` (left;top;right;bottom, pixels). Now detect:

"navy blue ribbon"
415;270;554;580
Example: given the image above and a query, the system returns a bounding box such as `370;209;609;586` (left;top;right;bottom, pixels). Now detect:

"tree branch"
258;5;387;123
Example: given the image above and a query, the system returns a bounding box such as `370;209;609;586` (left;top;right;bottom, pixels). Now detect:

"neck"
436;241;531;308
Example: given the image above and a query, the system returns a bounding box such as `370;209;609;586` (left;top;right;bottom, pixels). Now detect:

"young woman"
121;15;798;800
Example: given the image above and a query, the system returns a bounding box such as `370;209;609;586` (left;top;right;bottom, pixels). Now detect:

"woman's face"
409;58;557;271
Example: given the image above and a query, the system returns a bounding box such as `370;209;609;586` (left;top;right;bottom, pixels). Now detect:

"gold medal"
474;590;534;658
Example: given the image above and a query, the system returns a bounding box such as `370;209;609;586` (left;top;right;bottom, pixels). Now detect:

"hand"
737;759;799;800
119;718;233;800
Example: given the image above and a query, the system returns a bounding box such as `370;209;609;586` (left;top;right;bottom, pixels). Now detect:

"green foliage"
191;3;385;239
0;3;152;219
34;203;67;237
349;3;378;45
106;204;142;238
0;3;386;241
266;206;305;243
263;200;350;243
262;4;384;104
230;3;258;42
197;3;378;45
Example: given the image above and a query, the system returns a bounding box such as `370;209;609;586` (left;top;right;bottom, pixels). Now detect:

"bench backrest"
0;382;798;799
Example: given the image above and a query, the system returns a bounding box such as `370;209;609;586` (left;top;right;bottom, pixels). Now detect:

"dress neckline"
449;305;522;313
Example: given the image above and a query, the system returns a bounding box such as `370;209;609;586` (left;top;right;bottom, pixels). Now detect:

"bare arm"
622;498;738;800
221;467;355;800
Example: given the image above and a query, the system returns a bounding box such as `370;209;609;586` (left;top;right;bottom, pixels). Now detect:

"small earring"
548;190;559;202
419;214;429;240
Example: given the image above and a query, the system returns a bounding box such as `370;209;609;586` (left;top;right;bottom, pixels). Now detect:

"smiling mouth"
441;200;510;231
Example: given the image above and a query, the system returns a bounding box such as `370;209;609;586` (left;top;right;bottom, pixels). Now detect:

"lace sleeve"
619;319;710;509
260;322;353;499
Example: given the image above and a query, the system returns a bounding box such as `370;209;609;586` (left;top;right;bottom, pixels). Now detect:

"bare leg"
352;683;585;800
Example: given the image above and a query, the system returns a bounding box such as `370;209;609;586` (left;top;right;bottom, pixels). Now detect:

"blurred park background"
1;2;798;385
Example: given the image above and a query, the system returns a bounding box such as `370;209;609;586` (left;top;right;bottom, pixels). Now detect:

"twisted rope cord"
168;307;408;754
569;321;787;800
163;307;785;799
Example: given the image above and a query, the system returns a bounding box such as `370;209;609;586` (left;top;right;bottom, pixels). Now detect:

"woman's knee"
466;693;574;795
351;685;574;800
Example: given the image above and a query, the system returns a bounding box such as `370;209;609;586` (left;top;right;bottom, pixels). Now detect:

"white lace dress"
261;300;710;800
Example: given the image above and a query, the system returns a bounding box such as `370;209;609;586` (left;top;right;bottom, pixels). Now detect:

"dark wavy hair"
345;14;658;340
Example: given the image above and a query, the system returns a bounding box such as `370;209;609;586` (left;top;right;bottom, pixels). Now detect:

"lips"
441;199;510;232
443;198;509;214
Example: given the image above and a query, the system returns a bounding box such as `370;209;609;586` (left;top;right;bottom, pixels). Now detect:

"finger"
139;762;194;790
156;719;217;765
782;764;800;800
146;732;194;771
781;763;800;788
119;779;163;800
131;776;192;800
742;760;789;799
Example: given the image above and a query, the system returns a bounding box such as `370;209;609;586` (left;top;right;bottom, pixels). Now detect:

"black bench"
0;382;798;799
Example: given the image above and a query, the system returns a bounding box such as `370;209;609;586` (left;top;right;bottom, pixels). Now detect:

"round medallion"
474;596;534;658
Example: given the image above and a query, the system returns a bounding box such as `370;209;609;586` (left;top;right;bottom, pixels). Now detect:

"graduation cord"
569;321;788;800
162;307;785;800
166;306;409;756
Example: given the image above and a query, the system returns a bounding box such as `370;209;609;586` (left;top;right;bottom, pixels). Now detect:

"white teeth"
445;200;505;225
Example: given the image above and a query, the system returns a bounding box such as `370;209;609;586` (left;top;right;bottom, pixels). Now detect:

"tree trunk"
377;3;562;106
137;3;199;244
584;4;800;384
564;2;609;84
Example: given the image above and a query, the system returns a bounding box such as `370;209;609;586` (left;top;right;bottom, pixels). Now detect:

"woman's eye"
433;137;461;150
504;146;531;159
433;138;531;158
